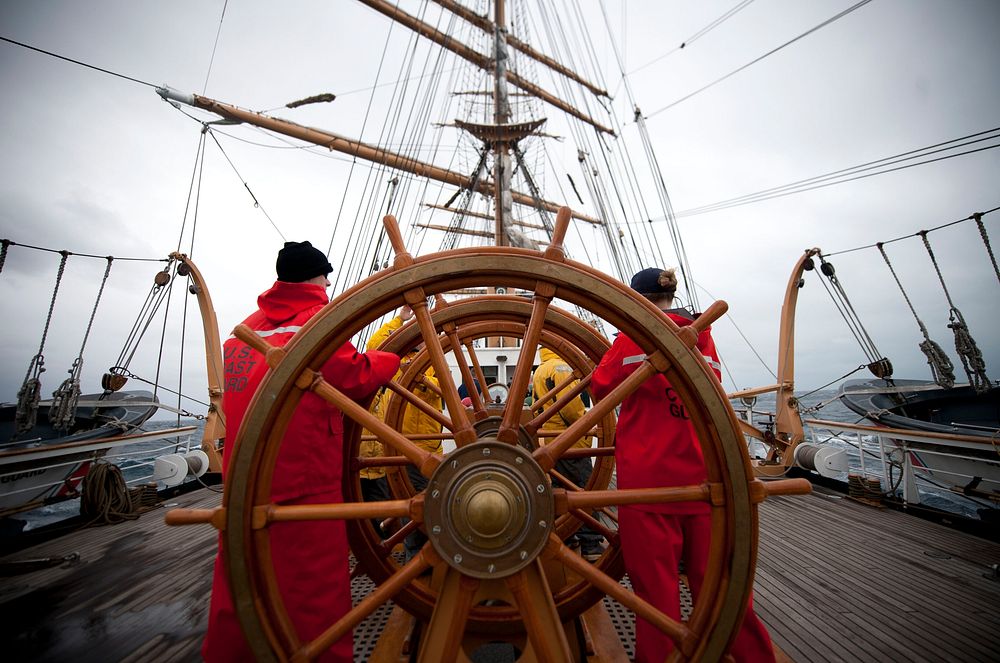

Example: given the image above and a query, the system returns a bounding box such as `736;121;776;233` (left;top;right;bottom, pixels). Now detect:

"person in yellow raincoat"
360;306;443;557
532;346;604;561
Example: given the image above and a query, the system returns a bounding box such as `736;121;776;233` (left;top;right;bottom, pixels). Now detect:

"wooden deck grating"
1;484;998;662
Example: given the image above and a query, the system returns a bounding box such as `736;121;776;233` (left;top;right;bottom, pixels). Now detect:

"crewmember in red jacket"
591;267;774;663
203;241;400;663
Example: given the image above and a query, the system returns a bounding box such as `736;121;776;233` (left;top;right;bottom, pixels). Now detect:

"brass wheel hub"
424;440;553;579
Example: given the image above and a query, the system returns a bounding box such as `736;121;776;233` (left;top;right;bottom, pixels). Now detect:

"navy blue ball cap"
629;267;677;295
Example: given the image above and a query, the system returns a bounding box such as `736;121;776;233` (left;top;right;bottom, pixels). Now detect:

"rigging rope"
175;133;210;431
814;256;892;378
15;251;69;436
107;260;177;390
50;257;115;431
876;243;955;388
919;231;991;392
796;364;870;404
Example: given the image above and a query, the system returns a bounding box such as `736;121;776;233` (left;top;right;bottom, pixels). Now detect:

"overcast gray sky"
0;0;997;411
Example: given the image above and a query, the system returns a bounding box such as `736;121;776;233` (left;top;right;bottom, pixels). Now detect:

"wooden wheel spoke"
568;507;618;542
558;445;614;459
555;484;717;514
547;534;689;646
548;468;619;532
253;498;415;528
463;339;491;408
504;559;573;661
295;545;433;660
417;568;480;661
526;372;592;434
534;358;659;472
443;324;488;419
498;287;554;443
384;380;453;430
528;370;572;413
409;295;477;445
307;372;440;477
376;518;420;556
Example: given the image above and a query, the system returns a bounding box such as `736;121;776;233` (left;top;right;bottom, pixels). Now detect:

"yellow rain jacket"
359;316;444;479
532;347;593;449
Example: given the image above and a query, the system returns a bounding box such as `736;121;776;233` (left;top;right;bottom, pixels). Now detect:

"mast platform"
2;485;997;661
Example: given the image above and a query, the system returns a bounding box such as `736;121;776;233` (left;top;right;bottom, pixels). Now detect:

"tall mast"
492;0;511;247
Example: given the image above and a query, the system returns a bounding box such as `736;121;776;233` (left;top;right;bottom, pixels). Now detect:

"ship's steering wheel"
168;206;809;662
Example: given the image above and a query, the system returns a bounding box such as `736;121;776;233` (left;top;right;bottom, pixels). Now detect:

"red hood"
663;308;689;324
257;281;329;324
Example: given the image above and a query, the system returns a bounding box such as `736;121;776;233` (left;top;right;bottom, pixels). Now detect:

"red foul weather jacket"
591;309;721;514
203;280;399;662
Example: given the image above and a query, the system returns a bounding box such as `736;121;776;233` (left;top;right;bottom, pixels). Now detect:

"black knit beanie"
275;241;333;283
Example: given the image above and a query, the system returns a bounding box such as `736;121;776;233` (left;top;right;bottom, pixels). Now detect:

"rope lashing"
815;256;892;378
0;239;10;274
919;230;991;392
15;251;69;436
50;257;114;430
973;212;1000;285
877;242;955;388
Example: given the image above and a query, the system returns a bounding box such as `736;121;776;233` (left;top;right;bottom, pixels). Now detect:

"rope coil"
80;462;139;525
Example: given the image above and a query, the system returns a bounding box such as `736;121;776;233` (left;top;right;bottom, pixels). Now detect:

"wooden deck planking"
2;488;220;662
754;488;1000;662
756;527;988;656
756;516;993;662
1;484;998;662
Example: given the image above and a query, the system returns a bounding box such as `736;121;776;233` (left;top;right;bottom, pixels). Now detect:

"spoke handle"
752;478;812;501
164;507;225;529
543;206;572;260
677;300;728;349
233;324;286;368
383;214;414;267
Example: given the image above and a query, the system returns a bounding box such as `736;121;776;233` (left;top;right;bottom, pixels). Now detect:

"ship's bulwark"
1;486;998;661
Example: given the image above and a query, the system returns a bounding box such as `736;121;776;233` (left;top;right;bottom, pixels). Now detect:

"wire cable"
625;0;756;77
673;128;1000;218
0;36;158;88
0;240;166;263
661;141;1000;221
823;205;1000;257
202;0;229;95
645;0;875;118
205;131;287;241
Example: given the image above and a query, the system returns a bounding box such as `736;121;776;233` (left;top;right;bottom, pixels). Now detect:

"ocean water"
13;390;988;530
742;389;985;519
14;419;207;531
